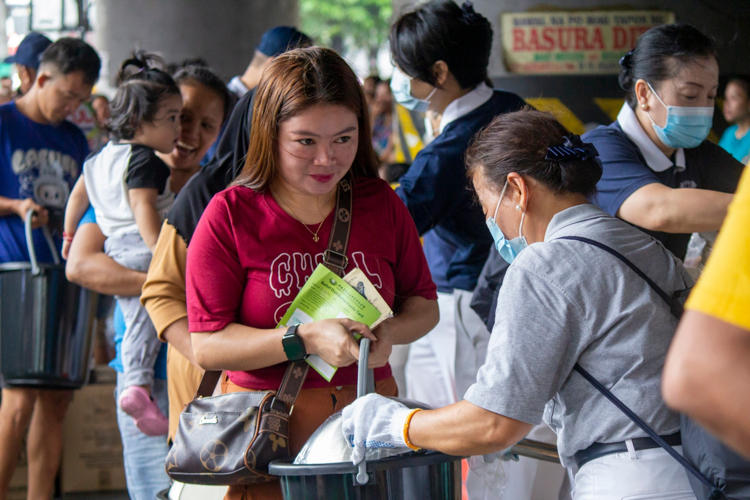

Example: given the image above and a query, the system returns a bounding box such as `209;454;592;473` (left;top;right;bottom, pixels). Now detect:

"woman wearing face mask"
390;0;525;417
582;24;744;261
343;108;698;500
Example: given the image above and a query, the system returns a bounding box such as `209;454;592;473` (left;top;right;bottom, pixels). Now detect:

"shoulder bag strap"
556;236;724;499
557;236;684;319
195;174;355;404
275;173;353;406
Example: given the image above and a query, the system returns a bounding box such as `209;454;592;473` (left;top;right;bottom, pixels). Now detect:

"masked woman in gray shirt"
343;108;697;499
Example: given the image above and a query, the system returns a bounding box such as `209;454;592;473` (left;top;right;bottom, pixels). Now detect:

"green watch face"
283;326;306;361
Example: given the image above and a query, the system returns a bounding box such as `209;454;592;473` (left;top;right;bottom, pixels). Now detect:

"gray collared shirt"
464;204;693;468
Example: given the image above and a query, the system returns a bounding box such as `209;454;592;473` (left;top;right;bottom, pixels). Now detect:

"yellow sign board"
502;11;675;74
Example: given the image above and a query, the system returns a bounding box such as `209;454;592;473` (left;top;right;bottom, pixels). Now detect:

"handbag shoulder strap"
195;174;354;404
274;173;354;406
557;236;724;499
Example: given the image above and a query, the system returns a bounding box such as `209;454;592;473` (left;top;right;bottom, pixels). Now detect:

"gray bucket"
0;210;97;388
269;338;464;499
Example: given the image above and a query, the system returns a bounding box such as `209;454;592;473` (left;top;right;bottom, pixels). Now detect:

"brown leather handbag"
165;175;354;486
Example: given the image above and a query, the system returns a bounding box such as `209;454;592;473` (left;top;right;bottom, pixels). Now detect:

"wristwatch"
282;324;307;361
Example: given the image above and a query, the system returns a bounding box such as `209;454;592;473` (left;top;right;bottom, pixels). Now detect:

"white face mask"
390;67;437;113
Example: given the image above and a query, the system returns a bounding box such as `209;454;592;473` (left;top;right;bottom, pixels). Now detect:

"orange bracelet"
403;408;423;451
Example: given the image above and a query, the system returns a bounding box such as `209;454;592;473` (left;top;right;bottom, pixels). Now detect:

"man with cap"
0;37;100;500
226;25;311;99
4;32;52;96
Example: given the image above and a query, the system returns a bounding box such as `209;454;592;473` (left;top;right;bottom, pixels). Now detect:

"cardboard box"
62;381;126;493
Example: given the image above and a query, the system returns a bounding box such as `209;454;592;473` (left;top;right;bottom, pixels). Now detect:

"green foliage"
300;0;392;61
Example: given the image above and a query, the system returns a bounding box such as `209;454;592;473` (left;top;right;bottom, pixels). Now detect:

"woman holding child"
64;55;230;500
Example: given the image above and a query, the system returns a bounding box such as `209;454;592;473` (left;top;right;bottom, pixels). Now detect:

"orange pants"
223;376;398;500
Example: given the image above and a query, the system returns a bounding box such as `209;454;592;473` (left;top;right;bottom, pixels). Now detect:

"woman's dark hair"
39;37;101;86
727;76;750;99
173;64;232;123
166;57;210;76
619;23;718;108
390;0;492;90
466;108;602;198
232;46;378;191
108;51;181;141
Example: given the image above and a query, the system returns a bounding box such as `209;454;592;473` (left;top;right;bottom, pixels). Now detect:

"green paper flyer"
277;264;382;381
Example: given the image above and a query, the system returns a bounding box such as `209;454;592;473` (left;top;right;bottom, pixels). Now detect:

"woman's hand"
297;318;377;368
368;320;395;369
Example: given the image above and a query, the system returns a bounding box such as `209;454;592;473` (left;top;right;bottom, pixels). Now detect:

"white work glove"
341;393;413;465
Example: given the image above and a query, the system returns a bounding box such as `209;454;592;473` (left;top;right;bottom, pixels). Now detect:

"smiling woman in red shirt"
185;47;439;500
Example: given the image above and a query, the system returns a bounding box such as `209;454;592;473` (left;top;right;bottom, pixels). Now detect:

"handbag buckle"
200;415;218;425
323;249;348;271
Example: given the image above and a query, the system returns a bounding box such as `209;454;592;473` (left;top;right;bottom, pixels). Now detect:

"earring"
640;103;647;109
515;205;522;211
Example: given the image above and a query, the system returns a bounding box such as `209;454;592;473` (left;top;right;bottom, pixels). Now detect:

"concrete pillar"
0;2;7;60
394;0;750;77
94;0;299;84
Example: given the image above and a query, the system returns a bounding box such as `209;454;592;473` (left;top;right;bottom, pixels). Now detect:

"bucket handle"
25;209;59;275
355;337;374;485
356;337;374;399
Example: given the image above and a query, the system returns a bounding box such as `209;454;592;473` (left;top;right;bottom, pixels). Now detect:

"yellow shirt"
686;167;750;330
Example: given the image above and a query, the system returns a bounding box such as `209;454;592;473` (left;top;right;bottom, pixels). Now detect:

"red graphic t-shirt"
186;176;437;390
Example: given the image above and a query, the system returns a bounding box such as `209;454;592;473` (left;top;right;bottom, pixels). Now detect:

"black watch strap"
282;324;307;361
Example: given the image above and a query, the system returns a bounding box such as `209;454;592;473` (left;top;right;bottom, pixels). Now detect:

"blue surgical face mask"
485;181;528;264
390;67;437;113
646;82;714;149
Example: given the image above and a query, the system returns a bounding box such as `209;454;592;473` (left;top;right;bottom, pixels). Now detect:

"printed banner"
502;11;675;74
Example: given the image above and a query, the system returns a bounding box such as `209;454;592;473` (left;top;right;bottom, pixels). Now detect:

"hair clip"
545;135;599;163
619;49;635;68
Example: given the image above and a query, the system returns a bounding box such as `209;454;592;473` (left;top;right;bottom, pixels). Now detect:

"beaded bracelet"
403;408;423;451
62;231;74;242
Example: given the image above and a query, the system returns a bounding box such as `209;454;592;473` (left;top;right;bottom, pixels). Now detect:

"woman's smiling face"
164;81;225;170
273;103;359;197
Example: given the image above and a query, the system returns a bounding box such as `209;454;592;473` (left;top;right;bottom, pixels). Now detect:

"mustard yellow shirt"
686;167;750;329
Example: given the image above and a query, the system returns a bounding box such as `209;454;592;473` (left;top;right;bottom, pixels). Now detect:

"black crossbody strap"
573;364;721;497
558;236;724;499
558;236;684;319
195;174;355;403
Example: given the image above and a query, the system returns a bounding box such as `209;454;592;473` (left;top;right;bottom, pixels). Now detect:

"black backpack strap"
557;236;684;319
573;364;724;498
557;236;724;499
